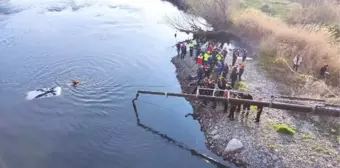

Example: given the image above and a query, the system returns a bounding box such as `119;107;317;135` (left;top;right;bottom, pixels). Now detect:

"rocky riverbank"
171;48;340;167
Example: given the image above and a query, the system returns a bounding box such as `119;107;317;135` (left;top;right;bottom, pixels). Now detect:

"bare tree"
288;0;340;25
187;0;238;29
166;0;239;37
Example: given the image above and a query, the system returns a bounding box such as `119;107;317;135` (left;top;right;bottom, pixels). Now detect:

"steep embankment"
166;0;339;167
171;46;340;167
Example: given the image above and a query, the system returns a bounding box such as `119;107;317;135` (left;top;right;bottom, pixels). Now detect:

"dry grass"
240;0;292;18
232;9;340;87
181;0;340;96
286;0;340;25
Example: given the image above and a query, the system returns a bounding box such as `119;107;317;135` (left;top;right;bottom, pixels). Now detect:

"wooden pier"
135;88;340;117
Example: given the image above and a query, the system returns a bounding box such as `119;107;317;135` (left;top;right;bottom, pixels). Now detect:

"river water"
0;0;231;168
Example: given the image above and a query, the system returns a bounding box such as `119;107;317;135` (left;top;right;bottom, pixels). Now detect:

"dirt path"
171;49;340;168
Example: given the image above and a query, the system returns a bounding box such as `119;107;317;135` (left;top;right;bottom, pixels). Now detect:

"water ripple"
24;54;128;114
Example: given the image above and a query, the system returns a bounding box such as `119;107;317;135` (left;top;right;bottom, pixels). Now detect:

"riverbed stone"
224;138;244;153
210;129;218;135
212;134;221;140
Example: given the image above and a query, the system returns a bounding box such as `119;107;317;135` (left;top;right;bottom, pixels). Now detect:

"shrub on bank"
232;9;340;86
236;81;248;91
286;0;340;25
275;124;296;135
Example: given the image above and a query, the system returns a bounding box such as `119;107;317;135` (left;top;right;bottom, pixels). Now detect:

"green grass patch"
236;81;248;91
301;132;314;140
311;145;333;156
268;143;280;151
250;105;257;112
258;53;275;70
275;124;296;135
267;120;296;135
311;145;323;153
240;0;292;19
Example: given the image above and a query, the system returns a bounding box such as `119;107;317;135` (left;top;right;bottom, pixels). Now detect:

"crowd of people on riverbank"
175;39;263;122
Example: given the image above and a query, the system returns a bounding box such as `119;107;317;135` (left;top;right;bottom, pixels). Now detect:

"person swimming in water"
71;80;80;86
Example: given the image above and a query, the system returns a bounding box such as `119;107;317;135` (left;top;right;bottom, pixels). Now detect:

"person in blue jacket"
222;63;229;78
216;62;223;77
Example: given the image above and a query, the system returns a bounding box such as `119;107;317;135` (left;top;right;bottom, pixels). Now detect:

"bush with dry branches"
233;9;340;87
185;0;239;30
287;0;340;25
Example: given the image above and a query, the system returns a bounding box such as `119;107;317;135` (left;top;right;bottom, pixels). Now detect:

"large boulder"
224;138;244;153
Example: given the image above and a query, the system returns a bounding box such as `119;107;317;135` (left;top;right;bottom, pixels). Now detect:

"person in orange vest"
197;54;203;65
238;63;246;81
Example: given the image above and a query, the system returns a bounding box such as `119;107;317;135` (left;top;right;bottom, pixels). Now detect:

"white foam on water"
25;86;62;100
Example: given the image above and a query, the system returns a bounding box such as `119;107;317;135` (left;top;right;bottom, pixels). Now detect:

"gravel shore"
171;51;340;168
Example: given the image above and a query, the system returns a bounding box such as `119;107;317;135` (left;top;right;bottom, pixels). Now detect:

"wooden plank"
136;90;340;117
194;87;326;102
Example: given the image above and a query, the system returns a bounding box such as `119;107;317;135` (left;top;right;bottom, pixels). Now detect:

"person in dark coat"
199;77;209;95
195;43;201;60
228;94;237;120
255;98;264;122
230;66;238;88
320;64;329;79
189;41;194;57
238;63;245;81
180;43;187;59
222;63;229;79
217;77;227;97
212;49;218;65
232;49;239;66
236;93;243;112
222;49;228;58
203;79;215;106
216;63;223;77
176;43;181;56
242;49;248;62
196;65;205;84
242;93;253;115
203;63;210;77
